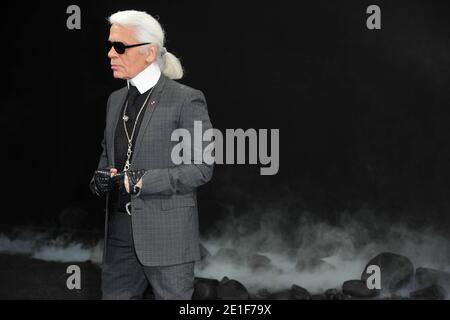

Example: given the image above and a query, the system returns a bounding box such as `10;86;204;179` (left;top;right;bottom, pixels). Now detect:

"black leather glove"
111;171;125;187
126;169;147;195
90;168;115;196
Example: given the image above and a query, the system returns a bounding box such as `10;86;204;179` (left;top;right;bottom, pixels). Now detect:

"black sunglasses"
107;41;151;54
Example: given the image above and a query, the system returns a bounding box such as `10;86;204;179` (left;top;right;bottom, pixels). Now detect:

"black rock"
324;288;345;300
193;277;219;300
343;280;379;298
269;289;293;300
385;294;411;300
291;285;311;300
265;285;310;300
253;288;271;300
415;267;450;290
217;278;249;300
410;284;447;300
361;252;414;293
247;254;272;272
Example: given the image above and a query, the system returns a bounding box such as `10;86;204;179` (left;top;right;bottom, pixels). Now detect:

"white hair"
108;10;184;80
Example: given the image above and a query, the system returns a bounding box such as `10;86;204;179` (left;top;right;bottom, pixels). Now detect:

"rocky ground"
0;251;449;300
194;250;450;300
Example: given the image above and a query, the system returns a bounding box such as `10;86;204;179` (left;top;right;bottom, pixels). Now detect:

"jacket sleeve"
96;93;114;170
96;129;109;170
89;94;113;194
137;89;214;196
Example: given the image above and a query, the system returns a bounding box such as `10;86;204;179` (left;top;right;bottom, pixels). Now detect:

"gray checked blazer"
94;74;213;267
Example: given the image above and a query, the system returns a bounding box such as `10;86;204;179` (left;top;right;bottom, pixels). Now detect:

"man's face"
108;24;154;79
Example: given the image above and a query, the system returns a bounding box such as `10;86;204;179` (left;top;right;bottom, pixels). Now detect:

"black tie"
127;86;140;120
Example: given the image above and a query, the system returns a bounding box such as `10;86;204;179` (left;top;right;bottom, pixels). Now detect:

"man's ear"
145;45;158;64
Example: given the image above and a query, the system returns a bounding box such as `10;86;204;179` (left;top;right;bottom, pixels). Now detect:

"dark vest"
110;85;154;209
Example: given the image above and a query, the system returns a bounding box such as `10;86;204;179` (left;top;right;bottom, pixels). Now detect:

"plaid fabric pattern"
95;75;214;266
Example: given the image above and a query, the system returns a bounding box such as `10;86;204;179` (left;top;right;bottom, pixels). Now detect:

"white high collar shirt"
127;62;162;94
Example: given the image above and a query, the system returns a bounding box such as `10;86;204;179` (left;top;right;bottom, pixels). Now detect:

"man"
90;10;213;300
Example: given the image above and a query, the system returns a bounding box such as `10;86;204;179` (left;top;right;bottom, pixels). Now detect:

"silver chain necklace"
122;86;154;172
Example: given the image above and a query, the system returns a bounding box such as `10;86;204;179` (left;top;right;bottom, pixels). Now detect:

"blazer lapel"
131;75;168;168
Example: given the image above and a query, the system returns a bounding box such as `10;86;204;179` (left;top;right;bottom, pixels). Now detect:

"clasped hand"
92;168;145;196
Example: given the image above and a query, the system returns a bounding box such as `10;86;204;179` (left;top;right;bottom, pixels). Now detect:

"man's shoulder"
108;86;127;101
164;77;204;99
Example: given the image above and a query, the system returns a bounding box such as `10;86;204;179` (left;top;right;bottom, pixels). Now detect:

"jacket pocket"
161;196;196;211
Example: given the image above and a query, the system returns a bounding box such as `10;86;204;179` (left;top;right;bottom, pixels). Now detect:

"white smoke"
1;207;449;297
0;231;103;263
196;241;365;294
196;207;450;295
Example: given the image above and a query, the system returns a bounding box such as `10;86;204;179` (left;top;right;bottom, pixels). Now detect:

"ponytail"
160;49;184;80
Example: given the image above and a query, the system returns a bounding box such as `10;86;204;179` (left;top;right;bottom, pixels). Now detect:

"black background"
2;0;450;237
